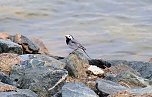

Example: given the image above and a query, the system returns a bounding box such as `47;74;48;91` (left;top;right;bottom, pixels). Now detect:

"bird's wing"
71;39;91;59
71;39;86;50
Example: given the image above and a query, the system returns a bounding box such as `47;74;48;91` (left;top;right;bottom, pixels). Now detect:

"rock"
53;91;62;97
49;55;65;60
0;89;38;97
96;79;152;96
108;86;152;97
0;72;14;85
0;82;16;92
128;61;152;80
87;65;104;76
0;82;36;97
0;32;10;40
19;54;66;69
0;53;20;75
104;63;150;88
10;55;68;97
149;58;152;62
31;37;50;55
0;39;22;54
62;82;98;97
96;79;128;95
63;51;101;91
99;60;152;96
63;51;89;78
89;59;111;69
129;86;152;94
113;71;150;88
106;64;141;76
10;34;39;54
108;91;152;97
108;60;152;80
108;60;129;67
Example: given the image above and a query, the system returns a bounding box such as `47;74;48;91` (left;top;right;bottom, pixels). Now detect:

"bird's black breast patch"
66;38;70;45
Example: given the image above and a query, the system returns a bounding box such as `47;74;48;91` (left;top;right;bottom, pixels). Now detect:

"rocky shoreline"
0;33;152;97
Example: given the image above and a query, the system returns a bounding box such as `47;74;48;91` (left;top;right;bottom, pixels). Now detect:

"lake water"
0;0;152;61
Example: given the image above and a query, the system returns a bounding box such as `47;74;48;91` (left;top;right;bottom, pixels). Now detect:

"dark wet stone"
10;55;68;97
0;39;22;54
62;82;98;97
89;59;111;69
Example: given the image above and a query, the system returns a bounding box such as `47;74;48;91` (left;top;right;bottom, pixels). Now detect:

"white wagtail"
65;34;91;59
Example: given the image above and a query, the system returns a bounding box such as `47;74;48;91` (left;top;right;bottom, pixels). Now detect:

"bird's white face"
65;35;73;40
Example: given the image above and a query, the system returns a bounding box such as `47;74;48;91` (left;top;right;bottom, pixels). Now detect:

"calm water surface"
1;0;152;61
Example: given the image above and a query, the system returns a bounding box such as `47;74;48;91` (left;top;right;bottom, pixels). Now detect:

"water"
0;0;152;61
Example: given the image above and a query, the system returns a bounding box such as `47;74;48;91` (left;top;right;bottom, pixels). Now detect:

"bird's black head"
65;34;74;44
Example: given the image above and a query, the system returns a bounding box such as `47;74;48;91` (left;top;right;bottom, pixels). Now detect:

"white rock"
88;65;104;75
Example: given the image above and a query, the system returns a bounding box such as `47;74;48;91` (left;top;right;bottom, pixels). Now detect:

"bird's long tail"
82;49;92;60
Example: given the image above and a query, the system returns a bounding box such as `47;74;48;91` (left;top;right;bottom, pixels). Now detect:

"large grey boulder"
62;82;98;97
63;51;89;78
0;39;22;54
10;54;68;97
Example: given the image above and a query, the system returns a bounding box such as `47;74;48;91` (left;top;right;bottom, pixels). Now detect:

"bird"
65;34;91;59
